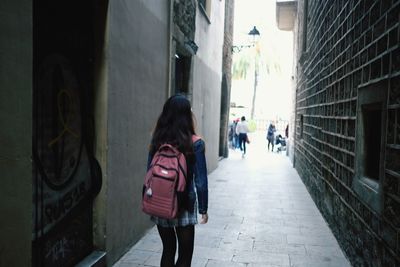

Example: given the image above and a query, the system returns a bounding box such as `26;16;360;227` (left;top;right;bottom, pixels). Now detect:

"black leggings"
267;138;274;151
157;225;195;267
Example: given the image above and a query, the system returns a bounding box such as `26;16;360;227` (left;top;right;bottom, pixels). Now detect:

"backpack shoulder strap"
176;149;187;192
158;143;179;153
192;135;201;143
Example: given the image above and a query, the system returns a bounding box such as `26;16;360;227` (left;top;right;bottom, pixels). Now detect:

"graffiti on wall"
33;55;101;267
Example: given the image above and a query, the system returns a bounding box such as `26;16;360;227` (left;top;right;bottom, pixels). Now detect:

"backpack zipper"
152;174;175;181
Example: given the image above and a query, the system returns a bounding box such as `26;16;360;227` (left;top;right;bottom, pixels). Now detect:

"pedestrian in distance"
147;94;209;267
285;124;289;138
236;116;250;158
228;120;235;149
266;122;276;151
233;118;240;149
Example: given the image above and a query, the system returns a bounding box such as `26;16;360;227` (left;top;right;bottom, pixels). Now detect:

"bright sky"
231;0;294;123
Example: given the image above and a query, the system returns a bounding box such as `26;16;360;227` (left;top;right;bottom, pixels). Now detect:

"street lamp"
231;26;261;120
248;26;260;44
231;26;261;53
248;26;260;120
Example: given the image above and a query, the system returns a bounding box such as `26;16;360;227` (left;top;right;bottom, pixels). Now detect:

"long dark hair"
150;94;196;161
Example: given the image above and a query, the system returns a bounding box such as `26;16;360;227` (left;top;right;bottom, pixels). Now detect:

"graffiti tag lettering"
45;182;86;223
45;237;71;262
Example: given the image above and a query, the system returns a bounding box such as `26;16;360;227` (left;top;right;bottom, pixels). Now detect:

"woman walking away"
235;116;250;158
147;94;209;267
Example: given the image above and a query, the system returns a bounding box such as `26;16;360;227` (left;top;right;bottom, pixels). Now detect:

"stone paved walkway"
113;132;352;267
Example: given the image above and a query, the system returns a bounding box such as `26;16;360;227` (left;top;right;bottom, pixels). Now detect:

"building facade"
278;0;400;266
219;0;235;159
0;0;228;266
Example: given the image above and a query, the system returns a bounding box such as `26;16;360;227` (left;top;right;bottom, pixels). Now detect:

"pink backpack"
142;136;201;219
142;143;187;219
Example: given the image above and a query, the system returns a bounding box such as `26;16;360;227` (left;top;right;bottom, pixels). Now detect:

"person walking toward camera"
266;122;276;151
145;95;209;267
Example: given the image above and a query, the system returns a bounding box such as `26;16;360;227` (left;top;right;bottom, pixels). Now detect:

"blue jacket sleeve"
193;139;208;214
147;153;152;171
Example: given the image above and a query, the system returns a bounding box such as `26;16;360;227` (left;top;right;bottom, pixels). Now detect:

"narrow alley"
2;1;399;266
113;132;351;267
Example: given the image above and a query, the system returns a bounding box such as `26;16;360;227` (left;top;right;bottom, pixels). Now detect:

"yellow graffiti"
48;89;79;147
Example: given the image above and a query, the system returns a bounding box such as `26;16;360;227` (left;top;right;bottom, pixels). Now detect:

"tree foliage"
231;42;282;81
232;50;252;80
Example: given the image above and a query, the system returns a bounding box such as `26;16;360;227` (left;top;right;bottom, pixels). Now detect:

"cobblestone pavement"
113;132;352;267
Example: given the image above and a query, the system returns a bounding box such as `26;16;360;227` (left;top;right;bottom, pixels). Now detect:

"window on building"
300;114;304;139
199;0;206;7
354;81;388;214
199;0;211;22
362;103;382;180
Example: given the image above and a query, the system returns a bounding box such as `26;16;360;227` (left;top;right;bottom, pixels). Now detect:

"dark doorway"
33;1;102;266
174;53;191;94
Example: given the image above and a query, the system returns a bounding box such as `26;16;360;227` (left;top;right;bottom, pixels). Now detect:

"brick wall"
294;0;400;266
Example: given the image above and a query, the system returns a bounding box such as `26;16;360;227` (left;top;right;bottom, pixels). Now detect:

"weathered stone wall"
174;0;196;41
294;0;400;266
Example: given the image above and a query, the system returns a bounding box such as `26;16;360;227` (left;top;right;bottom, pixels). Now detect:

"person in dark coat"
266;122;276;151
